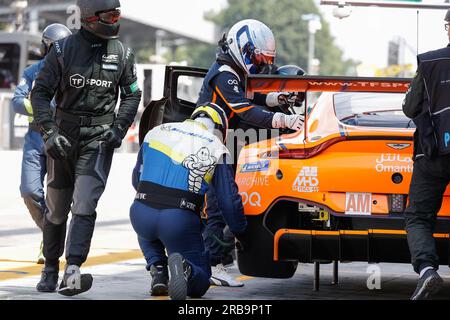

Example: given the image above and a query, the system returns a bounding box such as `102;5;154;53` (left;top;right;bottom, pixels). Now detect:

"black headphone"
218;33;229;53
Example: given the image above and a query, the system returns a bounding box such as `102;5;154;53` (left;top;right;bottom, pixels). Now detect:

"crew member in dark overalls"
402;9;450;300
31;0;141;296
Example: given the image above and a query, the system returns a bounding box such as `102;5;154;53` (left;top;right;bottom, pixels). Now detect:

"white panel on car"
345;192;372;215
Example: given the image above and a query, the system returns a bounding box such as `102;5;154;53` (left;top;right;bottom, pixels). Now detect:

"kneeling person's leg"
162;210;211;298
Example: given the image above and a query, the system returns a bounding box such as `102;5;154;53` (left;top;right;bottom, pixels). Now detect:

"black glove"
44;129;72;160
101;126;126;149
258;63;279;75
234;230;251;253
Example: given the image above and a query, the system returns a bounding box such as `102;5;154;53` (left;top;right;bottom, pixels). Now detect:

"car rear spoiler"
246;75;412;94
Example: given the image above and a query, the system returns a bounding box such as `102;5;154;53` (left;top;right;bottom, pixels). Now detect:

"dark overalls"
31;28;141;268
403;45;450;273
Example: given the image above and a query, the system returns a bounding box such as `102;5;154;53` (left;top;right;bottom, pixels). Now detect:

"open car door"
139;66;208;145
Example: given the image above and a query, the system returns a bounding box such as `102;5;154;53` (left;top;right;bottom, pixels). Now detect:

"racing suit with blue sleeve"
197;54;276;267
11;60;47;230
130;120;246;297
197;55;274;130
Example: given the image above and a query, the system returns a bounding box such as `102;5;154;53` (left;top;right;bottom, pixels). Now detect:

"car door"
138;66;208;145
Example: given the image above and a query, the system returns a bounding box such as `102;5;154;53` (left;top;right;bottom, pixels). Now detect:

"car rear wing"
246;75;412;95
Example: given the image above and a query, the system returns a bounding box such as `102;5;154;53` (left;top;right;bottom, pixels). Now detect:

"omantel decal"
375;153;413;173
292;166;319;193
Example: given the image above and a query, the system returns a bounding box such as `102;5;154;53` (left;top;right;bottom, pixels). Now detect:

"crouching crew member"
130;103;248;300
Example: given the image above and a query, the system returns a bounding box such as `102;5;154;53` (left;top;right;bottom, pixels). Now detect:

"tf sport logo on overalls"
69;74;113;89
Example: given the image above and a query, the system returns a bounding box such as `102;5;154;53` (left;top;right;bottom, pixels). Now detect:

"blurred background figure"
11;23;72;264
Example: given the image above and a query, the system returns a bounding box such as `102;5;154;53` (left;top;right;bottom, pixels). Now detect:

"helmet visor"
98;9;121;24
253;51;275;66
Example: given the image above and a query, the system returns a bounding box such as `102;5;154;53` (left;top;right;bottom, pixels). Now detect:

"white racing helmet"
226;19;276;75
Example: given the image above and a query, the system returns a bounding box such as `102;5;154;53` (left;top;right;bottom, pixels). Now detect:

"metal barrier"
0;92;14;150
0;92;28;150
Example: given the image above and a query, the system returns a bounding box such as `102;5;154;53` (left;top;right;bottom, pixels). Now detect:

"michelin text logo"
292;166;319;193
240;160;270;173
70;74;113;89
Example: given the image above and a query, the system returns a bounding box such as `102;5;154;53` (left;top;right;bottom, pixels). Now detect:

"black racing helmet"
276;65;307;105
276;65;307;76
446;9;450;22
40;23;72;57
77;0;121;40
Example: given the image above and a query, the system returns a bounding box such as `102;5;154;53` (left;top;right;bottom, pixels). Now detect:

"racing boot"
58;265;93;297
150;263;169;296
411;268;443;300
168;253;192;300
36;264;59;292
37;240;45;265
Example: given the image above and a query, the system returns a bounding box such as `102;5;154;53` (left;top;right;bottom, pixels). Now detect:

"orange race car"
235;74;450;286
139;67;450;289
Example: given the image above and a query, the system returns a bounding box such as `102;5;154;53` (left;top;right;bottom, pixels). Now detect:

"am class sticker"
345;192;372;215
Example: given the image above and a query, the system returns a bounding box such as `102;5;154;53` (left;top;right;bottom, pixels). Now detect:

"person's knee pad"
45;210;69;226
71;202;97;217
46;187;73;225
44;208;68;226
23;196;45;230
71;175;105;216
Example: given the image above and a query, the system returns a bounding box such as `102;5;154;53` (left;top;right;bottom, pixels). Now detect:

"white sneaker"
210;264;244;287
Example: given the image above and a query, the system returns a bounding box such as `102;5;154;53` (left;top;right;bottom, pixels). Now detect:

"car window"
333;92;414;128
177;75;203;104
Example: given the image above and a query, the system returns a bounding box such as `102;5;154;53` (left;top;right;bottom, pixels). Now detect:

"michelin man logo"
182;147;217;194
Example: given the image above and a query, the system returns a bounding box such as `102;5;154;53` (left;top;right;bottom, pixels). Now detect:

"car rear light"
278;136;347;159
389;194;406;213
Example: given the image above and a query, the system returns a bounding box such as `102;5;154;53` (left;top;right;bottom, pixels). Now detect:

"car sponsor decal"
387;143;411;150
240;160;270;173
240;192;262;207
292;166;319;193
247;76;411;94
237;175;270;187
375;153;413;173
345;192;372;215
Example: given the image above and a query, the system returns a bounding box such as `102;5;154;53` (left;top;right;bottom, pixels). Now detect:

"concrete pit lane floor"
1;151;450;300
